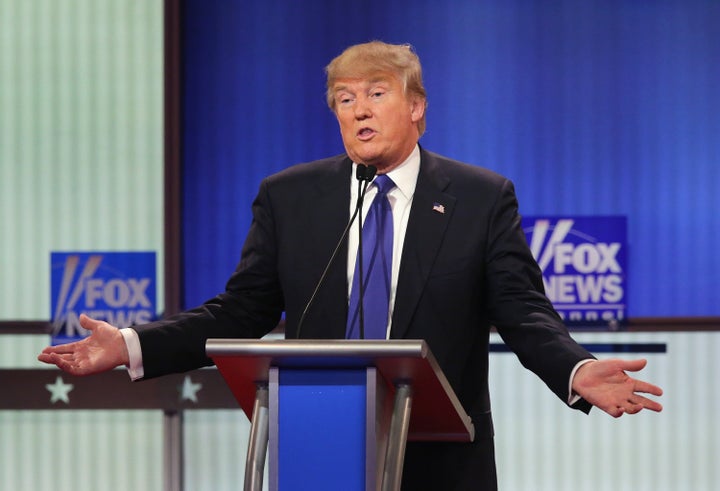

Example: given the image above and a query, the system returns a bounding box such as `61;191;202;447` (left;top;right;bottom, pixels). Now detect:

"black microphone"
295;163;377;338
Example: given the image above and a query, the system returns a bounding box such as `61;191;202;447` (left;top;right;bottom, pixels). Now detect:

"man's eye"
371;91;385;98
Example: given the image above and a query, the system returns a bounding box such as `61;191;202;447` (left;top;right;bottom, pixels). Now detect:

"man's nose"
353;97;372;119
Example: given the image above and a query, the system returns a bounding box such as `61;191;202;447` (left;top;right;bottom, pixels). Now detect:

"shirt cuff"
119;327;144;381
568;358;596;406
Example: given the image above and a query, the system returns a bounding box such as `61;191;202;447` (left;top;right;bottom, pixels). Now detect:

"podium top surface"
207;338;428;361
207;339;474;442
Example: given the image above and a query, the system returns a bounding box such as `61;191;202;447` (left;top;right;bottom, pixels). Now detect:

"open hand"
572;358;663;417
38;314;129;376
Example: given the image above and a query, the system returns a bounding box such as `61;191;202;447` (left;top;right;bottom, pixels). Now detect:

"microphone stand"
356;165;376;339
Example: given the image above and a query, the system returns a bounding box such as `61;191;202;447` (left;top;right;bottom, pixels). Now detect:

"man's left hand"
572;358;663;417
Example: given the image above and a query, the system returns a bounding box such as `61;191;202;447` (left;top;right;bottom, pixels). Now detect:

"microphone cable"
295;164;377;338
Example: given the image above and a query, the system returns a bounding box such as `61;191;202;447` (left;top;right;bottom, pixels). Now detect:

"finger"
38;352;74;372
624;403;644;415
603;398;647;418
623;394;661;413
633;395;663;413
45;352;74;363
633;380;663;396
608;401;643;417
37;353;55;364
56;359;80;374
41;342;80;354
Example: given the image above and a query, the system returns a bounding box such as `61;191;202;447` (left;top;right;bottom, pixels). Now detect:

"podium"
206;339;475;491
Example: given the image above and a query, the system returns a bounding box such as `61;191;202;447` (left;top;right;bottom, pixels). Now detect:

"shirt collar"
382;145;420;201
350;145;420;201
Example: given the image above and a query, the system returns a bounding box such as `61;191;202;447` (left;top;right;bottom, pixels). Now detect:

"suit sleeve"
485;179;595;411
133;178;284;379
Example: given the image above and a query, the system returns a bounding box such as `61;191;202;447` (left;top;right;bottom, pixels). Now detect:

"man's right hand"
38;314;129;376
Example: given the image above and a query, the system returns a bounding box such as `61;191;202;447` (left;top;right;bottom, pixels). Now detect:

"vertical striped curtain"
181;0;720;317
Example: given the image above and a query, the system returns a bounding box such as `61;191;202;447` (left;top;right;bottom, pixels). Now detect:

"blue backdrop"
182;0;719;318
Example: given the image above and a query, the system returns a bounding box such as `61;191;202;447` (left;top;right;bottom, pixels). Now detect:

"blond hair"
325;41;428;136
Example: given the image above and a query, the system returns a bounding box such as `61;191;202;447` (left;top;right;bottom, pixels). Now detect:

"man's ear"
410;97;426;123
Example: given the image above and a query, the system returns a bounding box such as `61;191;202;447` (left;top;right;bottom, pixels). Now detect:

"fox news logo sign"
51;252;156;344
522;216;627;325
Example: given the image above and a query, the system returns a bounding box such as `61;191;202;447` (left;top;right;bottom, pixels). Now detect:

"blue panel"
182;0;720;318
278;369;367;491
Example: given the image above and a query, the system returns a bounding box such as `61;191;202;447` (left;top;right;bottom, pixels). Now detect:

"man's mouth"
357;128;376;141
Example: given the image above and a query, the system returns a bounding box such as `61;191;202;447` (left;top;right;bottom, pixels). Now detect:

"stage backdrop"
182;0;719;318
0;0;164;320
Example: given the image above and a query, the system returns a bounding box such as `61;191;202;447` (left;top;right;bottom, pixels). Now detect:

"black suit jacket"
135;148;593;490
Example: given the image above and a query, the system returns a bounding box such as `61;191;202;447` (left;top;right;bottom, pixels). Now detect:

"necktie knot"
373;174;395;196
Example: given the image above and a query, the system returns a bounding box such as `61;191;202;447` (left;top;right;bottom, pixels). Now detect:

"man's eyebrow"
333;77;391;93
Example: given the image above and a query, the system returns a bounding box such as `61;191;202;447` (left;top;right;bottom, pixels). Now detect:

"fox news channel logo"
50;252;157;344
522;216;627;327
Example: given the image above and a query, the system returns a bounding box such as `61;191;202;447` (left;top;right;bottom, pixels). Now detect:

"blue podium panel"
208;339;475;490
278;369;367;491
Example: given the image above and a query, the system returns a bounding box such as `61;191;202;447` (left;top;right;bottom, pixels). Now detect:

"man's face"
332;74;424;173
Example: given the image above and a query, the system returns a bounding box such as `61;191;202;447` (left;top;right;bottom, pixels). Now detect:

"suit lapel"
301;156;353;338
391;150;456;339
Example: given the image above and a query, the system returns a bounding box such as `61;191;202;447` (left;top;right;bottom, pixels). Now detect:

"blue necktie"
346;174;395;339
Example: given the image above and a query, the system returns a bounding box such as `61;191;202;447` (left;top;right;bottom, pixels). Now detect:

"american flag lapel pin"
432;202;445;214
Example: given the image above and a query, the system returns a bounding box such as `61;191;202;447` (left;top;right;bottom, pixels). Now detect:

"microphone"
295;163;377;338
354;164;376;339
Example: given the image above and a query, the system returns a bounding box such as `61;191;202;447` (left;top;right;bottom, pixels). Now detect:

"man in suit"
40;41;662;490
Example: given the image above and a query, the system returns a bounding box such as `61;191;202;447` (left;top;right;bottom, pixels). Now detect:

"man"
40;41;662;490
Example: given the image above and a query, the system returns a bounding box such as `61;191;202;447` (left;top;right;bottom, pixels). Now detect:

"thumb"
617;358;648;373
79;313;105;333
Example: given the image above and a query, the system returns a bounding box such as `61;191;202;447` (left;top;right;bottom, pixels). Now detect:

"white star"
46;376;74;404
179;375;202;403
